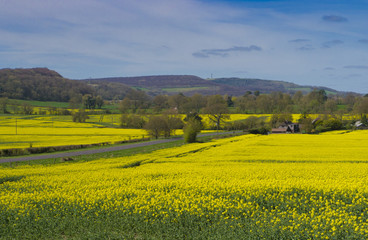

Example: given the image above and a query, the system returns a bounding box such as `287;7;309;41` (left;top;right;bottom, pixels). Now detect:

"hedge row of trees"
117;89;368;117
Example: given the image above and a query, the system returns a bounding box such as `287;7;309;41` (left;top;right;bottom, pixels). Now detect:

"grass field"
1;130;368;239
162;86;211;92
9;99;71;108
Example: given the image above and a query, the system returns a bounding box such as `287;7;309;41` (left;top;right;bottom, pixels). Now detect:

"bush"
226;116;266;131
249;127;269;135
72;109;89;123
184;120;201;143
314;125;328;133
323;119;343;130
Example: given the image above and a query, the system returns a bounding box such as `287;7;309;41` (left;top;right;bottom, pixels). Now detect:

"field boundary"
0;131;241;163
0;137;150;157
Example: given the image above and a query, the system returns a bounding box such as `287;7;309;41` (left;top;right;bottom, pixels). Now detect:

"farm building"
354;121;368;129
272;121;300;134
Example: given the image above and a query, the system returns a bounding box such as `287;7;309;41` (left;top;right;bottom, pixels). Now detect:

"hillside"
0;68;343;102
211;78;339;95
0;68;132;101
0;68;94;101
85;75;340;96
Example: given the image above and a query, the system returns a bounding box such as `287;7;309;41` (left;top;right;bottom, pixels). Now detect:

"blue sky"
1;0;368;93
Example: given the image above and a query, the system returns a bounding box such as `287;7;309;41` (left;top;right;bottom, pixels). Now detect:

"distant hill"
85;75;340;96
0;68;344;102
211;78;339;95
0;68;132;101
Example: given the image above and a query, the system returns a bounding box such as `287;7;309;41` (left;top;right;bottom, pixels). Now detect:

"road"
0;132;240;163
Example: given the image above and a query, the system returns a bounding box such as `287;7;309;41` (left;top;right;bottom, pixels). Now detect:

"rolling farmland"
1;131;368;239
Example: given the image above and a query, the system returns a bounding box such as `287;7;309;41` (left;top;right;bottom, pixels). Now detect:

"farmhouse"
272;121;300;134
354;121;368;130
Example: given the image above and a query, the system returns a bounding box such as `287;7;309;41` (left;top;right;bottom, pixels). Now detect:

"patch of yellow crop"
1;130;368;238
0;115;147;149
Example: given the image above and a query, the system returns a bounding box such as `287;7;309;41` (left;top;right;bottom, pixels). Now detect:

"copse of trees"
144;112;183;139
120;114;146;128
82;95;104;109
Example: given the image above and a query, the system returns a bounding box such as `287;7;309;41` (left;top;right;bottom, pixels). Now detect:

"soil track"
0;132;239;163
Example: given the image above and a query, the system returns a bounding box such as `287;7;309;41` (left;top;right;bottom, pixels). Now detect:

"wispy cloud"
322;15;348;23
344;65;368;69
297;45;314;51
322;40;343;48
323;67;335;70
289;39;310;43
192;45;262;58
358;39;368;44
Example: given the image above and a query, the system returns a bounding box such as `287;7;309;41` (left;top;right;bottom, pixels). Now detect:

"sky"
1;0;368;93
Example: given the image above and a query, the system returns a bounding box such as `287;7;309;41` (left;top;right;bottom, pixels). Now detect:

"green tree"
120;114;146;128
126;89;150;112
168;93;188;113
95;95;104;109
298;115;314;133
153;95;169;113
69;94;82;109
0;97;9;113
82;94;96;109
226;95;234;107
144;116;165;139
189;93;206;113
354;97;368;121
119;98;131;113
324;99;338;114
204;95;229;130
163;113;184;137
22;103;33;115
72;109;89;123
269;113;293;128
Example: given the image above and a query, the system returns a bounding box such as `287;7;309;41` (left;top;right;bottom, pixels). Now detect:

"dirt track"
0;132;238;163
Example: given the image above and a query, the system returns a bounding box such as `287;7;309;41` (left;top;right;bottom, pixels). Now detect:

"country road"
0;131;240;163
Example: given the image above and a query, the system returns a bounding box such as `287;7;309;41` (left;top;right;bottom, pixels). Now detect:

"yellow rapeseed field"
0;115;147;149
1;130;368;239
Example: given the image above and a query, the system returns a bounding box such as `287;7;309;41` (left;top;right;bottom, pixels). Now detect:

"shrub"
72;109;89;123
184;120;201;143
249;127;269;135
323;119;343;130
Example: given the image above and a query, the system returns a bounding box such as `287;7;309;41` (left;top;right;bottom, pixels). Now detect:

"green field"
162;86;211;92
9;99;71;108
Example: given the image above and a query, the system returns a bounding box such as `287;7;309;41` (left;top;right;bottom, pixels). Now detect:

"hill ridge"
83;75;341;96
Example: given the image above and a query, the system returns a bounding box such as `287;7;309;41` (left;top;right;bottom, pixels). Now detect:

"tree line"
2;87;368;140
117;89;368;116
